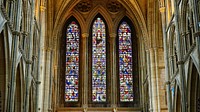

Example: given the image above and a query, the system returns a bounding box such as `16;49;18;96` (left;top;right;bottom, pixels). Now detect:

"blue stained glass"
92;17;106;102
118;21;134;102
65;21;80;102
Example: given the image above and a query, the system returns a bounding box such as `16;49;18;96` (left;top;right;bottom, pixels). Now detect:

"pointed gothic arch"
88;13;111;107
56;1;142;110
175;85;181;112
116;16;139;107
14;66;22;112
0;31;6;112
187;64;200;111
61;16;82;107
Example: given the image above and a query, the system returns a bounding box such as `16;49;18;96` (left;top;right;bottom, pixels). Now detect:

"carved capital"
54;65;58;70
81;33;89;38
40;6;46;12
177;60;184;65
181;32;186;36
26;59;33;64
165;81;171;85
21;31;29;37
48;108;52;112
109;33;116;38
159;7;166;13
36;81;41;84
12;30;21;36
194;31;200;37
82;104;88;108
32;55;38;60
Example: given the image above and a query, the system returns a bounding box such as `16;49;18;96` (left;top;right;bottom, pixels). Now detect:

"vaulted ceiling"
53;0;147;20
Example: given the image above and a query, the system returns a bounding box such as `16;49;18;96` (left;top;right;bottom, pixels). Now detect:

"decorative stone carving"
76;1;92;12
107;1;121;13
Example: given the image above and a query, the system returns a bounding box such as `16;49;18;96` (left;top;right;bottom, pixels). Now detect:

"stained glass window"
92;17;107;102
118;21;134;102
65;21;80;102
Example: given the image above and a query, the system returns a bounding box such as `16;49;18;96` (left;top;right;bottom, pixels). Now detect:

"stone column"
173;0;187;112
109;33;117;107
149;48;158;112
81;33;89;108
7;0;22;111
24;0;36;111
159;6;172;111
154;48;161;111
36;4;46;112
191;0;200;83
8;0;14;24
146;50;153;112
48;51;53;112
53;65;58;111
139;41;145;110
43;48;52;112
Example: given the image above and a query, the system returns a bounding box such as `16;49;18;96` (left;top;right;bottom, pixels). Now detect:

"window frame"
62;16;82;107
116;17;140;107
88;14;111;107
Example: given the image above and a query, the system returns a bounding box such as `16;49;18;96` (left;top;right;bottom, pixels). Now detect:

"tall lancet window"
118;21;134;102
92;17;107;102
65;21;80;102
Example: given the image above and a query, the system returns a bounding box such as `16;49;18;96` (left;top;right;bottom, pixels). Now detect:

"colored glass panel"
92;17;106;102
65;21;80;102
118;21;133;102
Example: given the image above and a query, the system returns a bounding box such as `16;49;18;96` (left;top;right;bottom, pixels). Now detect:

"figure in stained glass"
118;21;134;102
65;21;80;102
92;17;107;102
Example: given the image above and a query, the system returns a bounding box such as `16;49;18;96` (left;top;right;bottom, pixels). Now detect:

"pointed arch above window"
92;17;107;102
117;17;139;107
118;21;133;102
88;14;111;107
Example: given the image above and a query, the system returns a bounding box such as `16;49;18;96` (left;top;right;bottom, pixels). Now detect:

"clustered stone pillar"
24;0;36;111
7;0;22;111
173;0;187;112
191;0;200;81
159;5;172;112
81;33;89;109
109;33;117;108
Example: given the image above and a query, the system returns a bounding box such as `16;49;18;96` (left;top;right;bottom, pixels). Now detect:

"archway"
176;86;181;112
14;66;22;112
189;64;200;112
